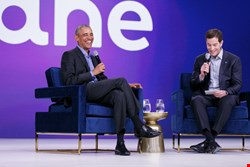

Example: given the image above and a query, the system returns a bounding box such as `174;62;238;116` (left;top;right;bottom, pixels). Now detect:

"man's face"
206;37;223;57
75;27;94;52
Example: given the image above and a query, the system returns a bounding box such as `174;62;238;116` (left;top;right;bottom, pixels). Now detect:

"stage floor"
0;138;249;167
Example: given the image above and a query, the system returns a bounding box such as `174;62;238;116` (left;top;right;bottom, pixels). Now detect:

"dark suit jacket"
61;47;107;86
190;50;242;97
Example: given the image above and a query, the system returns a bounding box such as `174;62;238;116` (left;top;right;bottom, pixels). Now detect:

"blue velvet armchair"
35;67;143;154
171;73;250;152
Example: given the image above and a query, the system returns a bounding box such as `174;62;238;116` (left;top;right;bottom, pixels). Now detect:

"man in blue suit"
190;29;242;153
61;25;160;156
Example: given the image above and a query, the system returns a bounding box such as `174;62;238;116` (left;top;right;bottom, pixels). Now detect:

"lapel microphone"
93;50;101;64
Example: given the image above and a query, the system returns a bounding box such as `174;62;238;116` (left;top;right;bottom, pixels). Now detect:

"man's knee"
114;77;128;87
116;77;127;83
112;90;125;102
220;95;237;106
191;95;204;105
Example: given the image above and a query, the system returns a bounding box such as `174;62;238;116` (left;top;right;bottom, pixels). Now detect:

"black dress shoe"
206;141;222;154
115;142;130;156
190;140;210;153
135;125;161;138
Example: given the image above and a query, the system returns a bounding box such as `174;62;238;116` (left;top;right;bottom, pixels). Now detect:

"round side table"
138;112;168;153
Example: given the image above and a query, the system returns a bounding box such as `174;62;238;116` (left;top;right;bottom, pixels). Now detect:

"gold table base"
138;112;168;153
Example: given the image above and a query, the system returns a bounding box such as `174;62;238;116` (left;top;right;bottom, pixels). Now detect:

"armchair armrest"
240;91;250;112
35;85;87;132
171;89;185;132
35;85;85;99
171;89;185;117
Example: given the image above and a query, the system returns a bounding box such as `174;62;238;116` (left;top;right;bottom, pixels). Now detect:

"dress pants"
190;95;238;134
86;77;141;133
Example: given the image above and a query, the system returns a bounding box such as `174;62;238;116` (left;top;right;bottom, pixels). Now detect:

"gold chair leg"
172;134;175;149
177;133;180;153
77;134;82;155
35;133;38;152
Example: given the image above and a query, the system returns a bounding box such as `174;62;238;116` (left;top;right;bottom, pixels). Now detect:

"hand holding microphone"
93;50;101;64
201;62;210;75
200;53;211;77
92;50;105;75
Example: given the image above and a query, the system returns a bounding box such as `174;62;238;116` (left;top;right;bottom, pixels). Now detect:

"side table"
138;112;168;153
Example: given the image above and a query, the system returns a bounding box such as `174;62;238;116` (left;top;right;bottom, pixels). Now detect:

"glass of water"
156;99;165;112
143;99;151;113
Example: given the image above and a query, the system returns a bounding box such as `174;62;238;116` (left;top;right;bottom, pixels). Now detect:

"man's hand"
129;83;143;88
213;90;228;98
200;62;210;78
92;63;105;75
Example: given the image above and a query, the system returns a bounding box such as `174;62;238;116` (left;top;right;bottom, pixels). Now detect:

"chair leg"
35;133;38;152
242;136;245;151
172;134;175;149
137;138;142;153
95;134;98;152
77;134;82;155
177;133;181;153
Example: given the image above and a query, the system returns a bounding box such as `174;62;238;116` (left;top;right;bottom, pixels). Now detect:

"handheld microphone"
205;53;211;63
93;50;101;64
204;53;210;75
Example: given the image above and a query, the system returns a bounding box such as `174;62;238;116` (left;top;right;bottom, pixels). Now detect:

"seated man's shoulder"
224;50;240;59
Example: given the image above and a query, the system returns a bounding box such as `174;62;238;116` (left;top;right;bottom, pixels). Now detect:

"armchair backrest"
45;67;63;87
180;73;193;105
45;67;63;102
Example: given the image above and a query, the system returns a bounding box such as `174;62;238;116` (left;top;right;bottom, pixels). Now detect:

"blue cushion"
86;103;113;117
185;105;248;120
49;104;71;112
49;103;114;117
86;117;134;133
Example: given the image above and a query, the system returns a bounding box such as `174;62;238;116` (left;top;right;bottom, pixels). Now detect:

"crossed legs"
86;78;160;155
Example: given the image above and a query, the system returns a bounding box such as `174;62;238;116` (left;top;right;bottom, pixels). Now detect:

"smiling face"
206;37;223;57
205;29;223;57
74;26;94;53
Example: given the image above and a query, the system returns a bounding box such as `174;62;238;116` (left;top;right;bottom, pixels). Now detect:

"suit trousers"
86;77;141;133
190;95;238;134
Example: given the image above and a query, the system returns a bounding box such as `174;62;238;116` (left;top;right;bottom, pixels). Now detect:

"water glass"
143;99;151;113
156;99;165;112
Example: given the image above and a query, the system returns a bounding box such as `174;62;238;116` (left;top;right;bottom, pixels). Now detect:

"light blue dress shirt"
208;49;223;90
77;46;97;82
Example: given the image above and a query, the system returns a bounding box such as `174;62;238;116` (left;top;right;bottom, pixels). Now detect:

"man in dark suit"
61;25;160;156
189;29;242;153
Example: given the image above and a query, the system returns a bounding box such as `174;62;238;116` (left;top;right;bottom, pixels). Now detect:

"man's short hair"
205;29;223;42
75;24;91;35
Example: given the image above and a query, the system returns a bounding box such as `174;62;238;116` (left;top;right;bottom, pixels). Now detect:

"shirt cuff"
90;71;96;81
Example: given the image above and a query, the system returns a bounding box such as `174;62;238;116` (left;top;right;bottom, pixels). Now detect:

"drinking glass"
156;99;165;112
143;99;151;113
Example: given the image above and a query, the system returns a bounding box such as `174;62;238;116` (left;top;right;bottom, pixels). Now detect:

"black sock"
211;129;218;138
131;115;144;131
117;129;125;144
203;129;214;142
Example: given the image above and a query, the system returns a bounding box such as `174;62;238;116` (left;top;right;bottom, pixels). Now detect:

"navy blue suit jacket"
61;47;107;86
190;50;242;98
